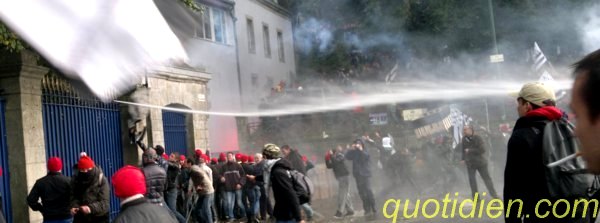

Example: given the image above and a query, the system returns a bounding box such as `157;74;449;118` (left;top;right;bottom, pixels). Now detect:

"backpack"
540;118;594;198
288;170;314;204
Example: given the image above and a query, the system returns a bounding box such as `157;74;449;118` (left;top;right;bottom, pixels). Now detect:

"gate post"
0;50;48;223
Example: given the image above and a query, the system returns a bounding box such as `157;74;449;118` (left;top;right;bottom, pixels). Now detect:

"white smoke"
580;4;600;53
294;18;334;53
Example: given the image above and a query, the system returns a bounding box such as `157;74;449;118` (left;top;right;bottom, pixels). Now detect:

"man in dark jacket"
504;82;586;222
165;152;186;223
220;152;246;221
262;143;305;223
71;155;110;223
27;157;72;222
142;148;168;206
345;139;376;219
461;125;498;199
242;155;260;223
325;145;354;218
112;165;177;223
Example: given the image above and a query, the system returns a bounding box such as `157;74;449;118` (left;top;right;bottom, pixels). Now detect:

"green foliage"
0;22;25;53
179;0;202;12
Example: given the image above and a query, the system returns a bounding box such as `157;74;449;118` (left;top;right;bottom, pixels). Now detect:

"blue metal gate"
42;84;123;219
0;99;12;223
162;110;188;156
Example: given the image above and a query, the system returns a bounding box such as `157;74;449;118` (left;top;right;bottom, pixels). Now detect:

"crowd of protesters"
22;49;600;223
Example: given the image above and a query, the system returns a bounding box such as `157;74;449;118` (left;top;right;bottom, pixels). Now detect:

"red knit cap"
218;153;226;162
201;154;210;163
195;149;203;158
240;154;248;163
248;155;255;163
47;157;63;172
235;153;243;162
112;165;146;198
180;155;186;161
211;158;218;164
161;153;168;160
77;155;95;170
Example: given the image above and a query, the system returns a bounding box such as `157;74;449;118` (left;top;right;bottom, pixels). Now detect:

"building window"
251;73;258;87
277;31;285;62
196;9;212;40
212;8;226;44
263;24;271;58
247;18;256;54
195;5;227;44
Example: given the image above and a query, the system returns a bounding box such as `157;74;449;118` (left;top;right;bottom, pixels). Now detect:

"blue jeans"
165;188;186;223
43;219;73;223
301;203;314;218
244;186;261;217
225;190;246;219
195;193;214;223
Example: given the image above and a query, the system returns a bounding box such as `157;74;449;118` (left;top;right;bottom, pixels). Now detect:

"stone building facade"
0;50;211;222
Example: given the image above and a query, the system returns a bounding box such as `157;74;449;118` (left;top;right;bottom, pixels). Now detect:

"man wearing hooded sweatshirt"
262;144;305;223
28;157;72;223
504;82;582;223
112;166;177;223
71;154;110;223
345;139;376;219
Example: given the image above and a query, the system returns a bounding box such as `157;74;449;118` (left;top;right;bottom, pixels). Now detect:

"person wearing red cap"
218;153;226;163
112;165;177;223
241;154;260;222
220;152;246;221
71;154;110;223
27;157;73;223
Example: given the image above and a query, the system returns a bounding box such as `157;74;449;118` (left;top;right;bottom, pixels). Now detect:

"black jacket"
220;161;245;191
113;197;178;223
504;115;551;222
27;172;72;220
166;162;180;190
345;140;372;177
286;150;306;174
71;167;110;223
325;152;350;178
142;162;167;203
461;134;488;166
242;163;257;188
271;159;302;222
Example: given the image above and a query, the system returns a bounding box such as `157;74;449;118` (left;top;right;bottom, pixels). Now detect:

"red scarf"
525;106;563;121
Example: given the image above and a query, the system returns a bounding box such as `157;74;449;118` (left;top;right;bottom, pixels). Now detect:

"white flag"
538;70;554;82
385;62;399;84
0;0;188;101
532;42;548;72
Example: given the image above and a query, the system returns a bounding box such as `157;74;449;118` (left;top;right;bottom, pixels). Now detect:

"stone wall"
121;65;212;164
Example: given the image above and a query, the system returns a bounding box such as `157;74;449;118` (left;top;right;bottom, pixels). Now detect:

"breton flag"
531;42;556;86
384;62;399;84
450;106;472;149
532;42;548;73
0;0;189;101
